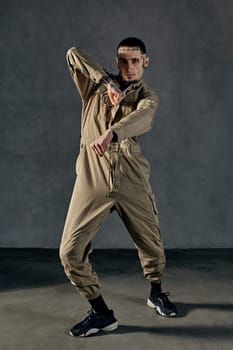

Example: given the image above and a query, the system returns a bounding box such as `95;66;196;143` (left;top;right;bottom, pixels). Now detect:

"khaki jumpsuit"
59;47;166;300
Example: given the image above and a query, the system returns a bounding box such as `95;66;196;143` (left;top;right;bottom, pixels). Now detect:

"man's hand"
107;84;125;106
90;129;113;157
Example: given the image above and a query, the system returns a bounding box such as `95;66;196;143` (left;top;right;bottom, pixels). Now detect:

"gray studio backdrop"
0;0;232;248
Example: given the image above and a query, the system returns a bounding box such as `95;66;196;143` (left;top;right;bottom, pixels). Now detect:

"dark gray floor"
0;249;232;350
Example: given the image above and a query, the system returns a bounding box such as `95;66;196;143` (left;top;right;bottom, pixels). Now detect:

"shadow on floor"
114;324;233;338
174;302;233;317
67;324;233;339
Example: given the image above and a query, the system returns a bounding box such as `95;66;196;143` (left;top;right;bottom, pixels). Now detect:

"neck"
119;76;140;90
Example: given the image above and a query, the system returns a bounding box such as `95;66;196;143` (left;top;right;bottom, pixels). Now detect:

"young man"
60;37;177;337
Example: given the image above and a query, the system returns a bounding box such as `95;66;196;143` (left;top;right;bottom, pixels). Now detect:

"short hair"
117;37;147;54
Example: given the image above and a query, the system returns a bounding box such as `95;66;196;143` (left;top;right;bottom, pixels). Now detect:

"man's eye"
132;59;139;64
119;59;127;64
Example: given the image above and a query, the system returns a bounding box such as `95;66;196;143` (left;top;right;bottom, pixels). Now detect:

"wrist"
106;129;113;141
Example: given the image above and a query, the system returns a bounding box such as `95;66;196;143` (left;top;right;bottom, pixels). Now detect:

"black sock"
150;282;162;297
88;294;110;314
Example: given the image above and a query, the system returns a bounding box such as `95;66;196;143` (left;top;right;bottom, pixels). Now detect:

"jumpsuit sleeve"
110;91;159;141
66;47;107;101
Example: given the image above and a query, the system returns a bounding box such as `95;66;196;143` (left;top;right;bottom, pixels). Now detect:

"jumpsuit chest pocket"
114;101;137;123
93;86;112;122
84;89;110;137
119;88;139;116
121;103;135;115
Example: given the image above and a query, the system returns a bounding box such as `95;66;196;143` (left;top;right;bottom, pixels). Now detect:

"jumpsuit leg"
116;189;166;283
59;176;114;300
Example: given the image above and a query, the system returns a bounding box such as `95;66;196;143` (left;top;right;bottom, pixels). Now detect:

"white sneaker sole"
70;321;119;337
147;298;177;317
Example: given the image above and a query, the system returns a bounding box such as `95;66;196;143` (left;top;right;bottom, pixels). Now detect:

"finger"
97;142;105;154
110;94;118;105
93;144;102;156
90;143;101;156
90;142;97;153
93;143;104;157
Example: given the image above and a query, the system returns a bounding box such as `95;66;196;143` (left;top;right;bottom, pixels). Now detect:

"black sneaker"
147;292;177;317
69;309;118;337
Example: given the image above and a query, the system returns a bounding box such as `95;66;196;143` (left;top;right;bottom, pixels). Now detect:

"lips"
126;74;134;80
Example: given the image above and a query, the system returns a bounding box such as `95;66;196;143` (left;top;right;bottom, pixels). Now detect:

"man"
60;37;177;337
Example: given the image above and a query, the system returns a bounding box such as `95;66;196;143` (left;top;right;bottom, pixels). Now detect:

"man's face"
116;46;149;82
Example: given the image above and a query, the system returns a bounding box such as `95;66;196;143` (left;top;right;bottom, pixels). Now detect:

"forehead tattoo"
118;46;141;53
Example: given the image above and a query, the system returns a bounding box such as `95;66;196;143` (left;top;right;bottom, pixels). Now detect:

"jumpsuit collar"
117;76;142;92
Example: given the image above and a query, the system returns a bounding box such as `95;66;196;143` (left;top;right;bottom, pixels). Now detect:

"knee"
59;243;75;266
59;239;87;267
59;244;66;265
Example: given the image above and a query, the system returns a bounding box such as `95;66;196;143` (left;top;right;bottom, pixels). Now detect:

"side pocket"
149;192;159;215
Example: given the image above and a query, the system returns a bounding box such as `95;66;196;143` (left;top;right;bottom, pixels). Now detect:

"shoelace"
152;292;170;298
155;292;174;307
81;309;96;326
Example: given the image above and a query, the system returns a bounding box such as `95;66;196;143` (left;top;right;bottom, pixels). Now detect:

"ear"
143;55;150;68
115;57;119;68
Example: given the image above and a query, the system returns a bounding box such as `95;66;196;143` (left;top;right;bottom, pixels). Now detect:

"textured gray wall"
0;0;232;248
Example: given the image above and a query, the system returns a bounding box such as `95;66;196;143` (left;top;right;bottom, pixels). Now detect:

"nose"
126;61;133;71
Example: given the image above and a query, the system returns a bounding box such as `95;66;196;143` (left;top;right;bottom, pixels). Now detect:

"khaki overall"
59;47;166;300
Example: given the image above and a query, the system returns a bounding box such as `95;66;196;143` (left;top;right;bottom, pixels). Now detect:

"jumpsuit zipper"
107;144;121;196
